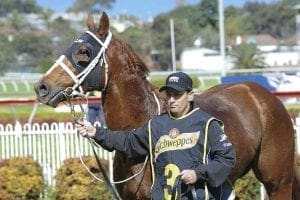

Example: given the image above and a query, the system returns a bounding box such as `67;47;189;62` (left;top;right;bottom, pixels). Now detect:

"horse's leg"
113;154;152;200
253;131;294;199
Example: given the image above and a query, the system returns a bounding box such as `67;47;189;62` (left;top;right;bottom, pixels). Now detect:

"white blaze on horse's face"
45;55;66;76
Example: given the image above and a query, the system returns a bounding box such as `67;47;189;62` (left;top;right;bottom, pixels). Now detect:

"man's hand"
74;120;96;138
180;169;197;184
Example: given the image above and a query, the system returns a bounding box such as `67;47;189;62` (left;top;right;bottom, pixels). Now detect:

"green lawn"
0;80;36;98
0;104;75;124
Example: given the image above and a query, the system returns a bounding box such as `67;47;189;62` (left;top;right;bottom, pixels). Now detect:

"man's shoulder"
193;108;224;127
149;112;169;125
194;108;213;120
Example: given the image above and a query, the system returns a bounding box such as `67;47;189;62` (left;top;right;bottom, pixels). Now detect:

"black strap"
191;185;197;200
171;175;197;200
89;138;120;200
171;175;182;200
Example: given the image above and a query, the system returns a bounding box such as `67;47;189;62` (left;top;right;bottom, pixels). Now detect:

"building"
180;47;234;72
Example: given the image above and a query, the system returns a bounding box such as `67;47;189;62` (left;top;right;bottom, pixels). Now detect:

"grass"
0;104;75;124
0;80;36;98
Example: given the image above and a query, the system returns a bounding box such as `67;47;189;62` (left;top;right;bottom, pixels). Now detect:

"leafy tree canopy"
67;0;116;13
0;0;42;16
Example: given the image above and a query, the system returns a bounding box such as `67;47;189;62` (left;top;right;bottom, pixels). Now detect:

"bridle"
63;30;111;96
45;30;112;99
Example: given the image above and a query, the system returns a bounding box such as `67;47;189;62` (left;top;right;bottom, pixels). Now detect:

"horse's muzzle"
34;81;66;107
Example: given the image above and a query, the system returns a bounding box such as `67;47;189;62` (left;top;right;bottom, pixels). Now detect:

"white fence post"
58;122;66;165
260;183;266;200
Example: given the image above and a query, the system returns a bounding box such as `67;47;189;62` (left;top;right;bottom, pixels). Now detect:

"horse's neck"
103;76;164;130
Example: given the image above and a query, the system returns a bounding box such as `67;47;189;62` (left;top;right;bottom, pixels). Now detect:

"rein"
63;92;120;200
171;175;197;200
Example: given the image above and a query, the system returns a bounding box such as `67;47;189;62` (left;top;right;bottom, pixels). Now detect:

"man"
76;72;236;199
87;91;106;127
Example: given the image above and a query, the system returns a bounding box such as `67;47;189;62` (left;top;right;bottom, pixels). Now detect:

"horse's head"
34;12;115;107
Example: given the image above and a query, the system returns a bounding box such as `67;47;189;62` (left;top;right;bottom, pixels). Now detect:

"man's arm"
194;120;236;187
75;120;149;158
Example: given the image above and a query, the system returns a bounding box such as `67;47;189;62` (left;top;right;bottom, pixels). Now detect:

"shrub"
234;170;261;199
0;156;44;199
54;156;113;200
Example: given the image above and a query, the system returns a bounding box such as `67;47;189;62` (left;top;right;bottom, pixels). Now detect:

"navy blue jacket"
92;105;236;199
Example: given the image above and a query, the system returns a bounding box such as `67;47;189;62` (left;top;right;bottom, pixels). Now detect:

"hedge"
234;170;261;199
54;156;113;200
0;156;44;199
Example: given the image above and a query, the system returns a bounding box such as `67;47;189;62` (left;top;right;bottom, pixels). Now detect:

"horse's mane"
115;36;150;79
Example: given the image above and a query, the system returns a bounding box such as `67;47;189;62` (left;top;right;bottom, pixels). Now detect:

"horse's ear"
87;12;96;30
98;12;109;36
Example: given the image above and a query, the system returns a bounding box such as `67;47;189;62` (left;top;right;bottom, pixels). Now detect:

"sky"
36;0;276;21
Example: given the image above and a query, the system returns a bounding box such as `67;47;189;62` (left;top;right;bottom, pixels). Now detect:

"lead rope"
65;91;120;199
67;90;161;190
89;138;121;200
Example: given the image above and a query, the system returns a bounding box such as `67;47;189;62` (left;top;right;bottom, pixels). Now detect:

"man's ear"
188;91;194;101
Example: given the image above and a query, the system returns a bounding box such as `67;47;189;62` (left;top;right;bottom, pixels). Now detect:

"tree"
117;26;152;55
175;0;187;8
12;32;54;71
229;43;267;69
288;0;298;7
67;0;115;13
0;0;41;16
151;13;195;70
151;0;219;70
225;6;253;42
6;9;26;31
0;34;16;75
198;0;218;30
243;1;296;39
151;14;173;70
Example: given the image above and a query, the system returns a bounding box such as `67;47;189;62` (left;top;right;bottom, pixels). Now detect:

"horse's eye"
79;49;87;54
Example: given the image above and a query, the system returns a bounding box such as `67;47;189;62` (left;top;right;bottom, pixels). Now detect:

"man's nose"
169;96;176;102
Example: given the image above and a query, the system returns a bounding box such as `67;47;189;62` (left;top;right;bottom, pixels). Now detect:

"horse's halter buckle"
50;30;112;97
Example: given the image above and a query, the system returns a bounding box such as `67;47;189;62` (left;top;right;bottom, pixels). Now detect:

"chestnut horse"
34;12;295;199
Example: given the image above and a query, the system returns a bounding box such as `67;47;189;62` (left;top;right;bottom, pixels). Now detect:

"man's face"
165;88;194;118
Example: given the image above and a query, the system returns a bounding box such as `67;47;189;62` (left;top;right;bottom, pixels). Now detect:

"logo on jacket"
155;131;200;160
169;128;180;139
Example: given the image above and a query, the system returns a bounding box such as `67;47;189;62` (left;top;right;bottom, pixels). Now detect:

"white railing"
0;121;113;186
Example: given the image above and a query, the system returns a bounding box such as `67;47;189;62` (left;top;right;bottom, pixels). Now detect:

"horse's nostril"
35;83;49;97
